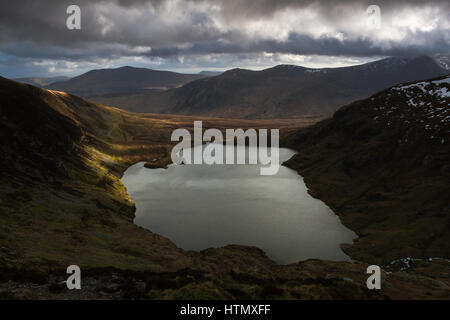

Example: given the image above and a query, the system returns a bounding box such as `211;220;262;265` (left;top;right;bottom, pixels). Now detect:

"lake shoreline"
122;145;357;264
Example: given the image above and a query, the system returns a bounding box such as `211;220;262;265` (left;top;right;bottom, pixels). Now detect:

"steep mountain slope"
93;56;447;119
0;77;448;299
0;77;366;299
283;75;450;263
46;66;208;97
0;77;283;277
13;76;69;87
0;76;190;271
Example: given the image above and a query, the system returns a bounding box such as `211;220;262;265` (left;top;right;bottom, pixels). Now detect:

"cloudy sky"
0;0;449;78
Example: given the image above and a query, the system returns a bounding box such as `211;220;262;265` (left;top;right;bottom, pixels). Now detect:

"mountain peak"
272;64;306;69
46;67;209;97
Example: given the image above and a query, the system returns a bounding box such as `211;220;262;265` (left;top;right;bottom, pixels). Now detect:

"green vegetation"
283;77;450;264
0;77;448;299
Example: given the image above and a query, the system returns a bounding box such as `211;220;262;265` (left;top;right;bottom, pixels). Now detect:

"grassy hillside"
283;75;450;264
0;77;448;299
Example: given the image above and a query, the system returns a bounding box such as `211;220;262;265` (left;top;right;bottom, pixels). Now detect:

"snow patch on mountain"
371;76;449;144
433;54;450;70
393;77;450;100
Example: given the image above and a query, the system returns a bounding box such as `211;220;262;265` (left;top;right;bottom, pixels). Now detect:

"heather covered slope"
0;77;448;299
284;75;450;264
92;56;447;119
0;76;191;271
0;77;305;272
0;78;357;299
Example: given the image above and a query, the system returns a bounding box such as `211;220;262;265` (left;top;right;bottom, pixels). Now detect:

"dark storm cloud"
145;29;449;58
0;0;449;76
210;0;450;18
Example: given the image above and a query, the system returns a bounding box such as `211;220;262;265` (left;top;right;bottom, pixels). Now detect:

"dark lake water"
121;145;356;264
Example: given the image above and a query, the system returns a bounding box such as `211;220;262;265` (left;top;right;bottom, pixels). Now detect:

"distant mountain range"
46;66;211;97
90;56;448;119
198;70;223;76
13;76;69;87
11;55;448;119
